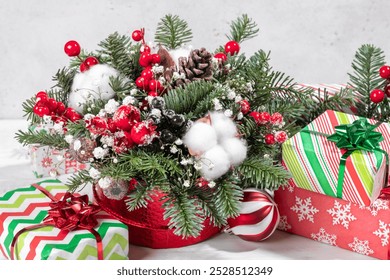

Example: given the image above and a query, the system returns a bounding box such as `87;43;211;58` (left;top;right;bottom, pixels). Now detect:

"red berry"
64;107;77;119
128;178;138;192
80;57;99;72
47;98;58;112
385;84;390;97
69;112;82;122
270;112;283;126
56;102;66;115
370;89;385;103
130;121;157;145
36;91;48;103
141;45;151;53
112;105;141;131
148;91;158;97
224;41;240;56
141;68;153;80
148;79;162;92
139;52;152;67
264;134;276;145
239;100;250;114
64;40;81;57
84;56;99;67
132;30;144;42
214;52;227;62
275;131;288;143
151;54;161;64
80;62;88;72
379;65;390;79
33;105;50;117
107;118;117;133
135;77;148;90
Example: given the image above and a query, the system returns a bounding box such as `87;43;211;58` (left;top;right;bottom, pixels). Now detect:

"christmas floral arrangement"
16;14;351;240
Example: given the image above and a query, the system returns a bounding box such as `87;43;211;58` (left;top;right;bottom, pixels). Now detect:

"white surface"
1;0;390;119
0;119;375;260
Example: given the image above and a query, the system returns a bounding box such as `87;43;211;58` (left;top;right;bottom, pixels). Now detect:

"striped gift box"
283;110;390;207
0;179;129;260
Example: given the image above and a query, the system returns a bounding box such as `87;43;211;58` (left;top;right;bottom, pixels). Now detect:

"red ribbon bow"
10;184;104;260
45;192;100;231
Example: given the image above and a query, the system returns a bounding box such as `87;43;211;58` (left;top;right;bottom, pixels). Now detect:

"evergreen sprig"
214;177;243;219
52;67;77;100
236;157;291;190
163;192;205;238
348;44;387;120
155;14;193;49
125;182;155;211
163;80;215;118
15;129;68;149
227;14;259;43
66;170;93;192
97;32;141;79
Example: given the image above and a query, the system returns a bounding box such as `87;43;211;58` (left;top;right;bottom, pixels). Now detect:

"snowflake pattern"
359;199;389;216
290;196;319;223
373;220;390;246
280;184;294;193
277;216;292;231
348;238;374;256
41;157;53;168
311;228;337;246
327;200;356;229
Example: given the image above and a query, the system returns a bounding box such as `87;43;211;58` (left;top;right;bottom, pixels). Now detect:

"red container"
94;187;221;249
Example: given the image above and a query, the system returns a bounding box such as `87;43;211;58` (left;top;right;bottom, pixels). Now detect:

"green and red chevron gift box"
283;110;390;206
0;179;129;260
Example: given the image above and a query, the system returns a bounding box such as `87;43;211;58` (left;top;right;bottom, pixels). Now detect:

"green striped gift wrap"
0;179;129;260
282;110;390;207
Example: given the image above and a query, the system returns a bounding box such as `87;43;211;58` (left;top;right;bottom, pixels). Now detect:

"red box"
274;183;390;259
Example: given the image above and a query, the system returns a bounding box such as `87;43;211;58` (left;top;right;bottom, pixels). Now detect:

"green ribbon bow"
326;119;388;199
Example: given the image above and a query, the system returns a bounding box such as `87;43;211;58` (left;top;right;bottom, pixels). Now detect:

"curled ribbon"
10;184;104;260
305;118;389;199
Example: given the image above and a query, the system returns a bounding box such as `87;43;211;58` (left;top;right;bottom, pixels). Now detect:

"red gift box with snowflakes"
274;182;390;259
29;145;87;178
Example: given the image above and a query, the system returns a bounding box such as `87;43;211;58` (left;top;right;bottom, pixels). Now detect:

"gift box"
29;145;87;178
94;186;221;249
282;110;390;206
0;179;129;260
274;184;390;259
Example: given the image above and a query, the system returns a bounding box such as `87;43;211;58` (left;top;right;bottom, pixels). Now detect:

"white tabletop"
0;119;373;260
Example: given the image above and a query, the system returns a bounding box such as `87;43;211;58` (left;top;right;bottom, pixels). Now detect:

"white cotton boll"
183;122;217;154
200;145;231;180
220;138;248;166
169;46;192;65
210;112;237;140
68;64;120;114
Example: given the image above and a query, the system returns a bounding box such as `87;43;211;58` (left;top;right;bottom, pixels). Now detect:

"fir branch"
22;96;40;124
66;121;89;138
51;67;77;101
155;14;193;50
214;177;243;219
15;130;68;149
109;76;134;101
236;157;291;190
163;192;204;238
348;44;387;119
125;182;154;211
66;170;93;192
163;80;215;117
97;32;140;78
227;14;259;43
192;187;226;227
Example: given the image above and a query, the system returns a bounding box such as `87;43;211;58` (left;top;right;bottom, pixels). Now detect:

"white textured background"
0;0;389;119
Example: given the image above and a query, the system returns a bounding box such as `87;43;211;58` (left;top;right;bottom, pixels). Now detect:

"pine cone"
159;47;213;88
177;48;213;83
